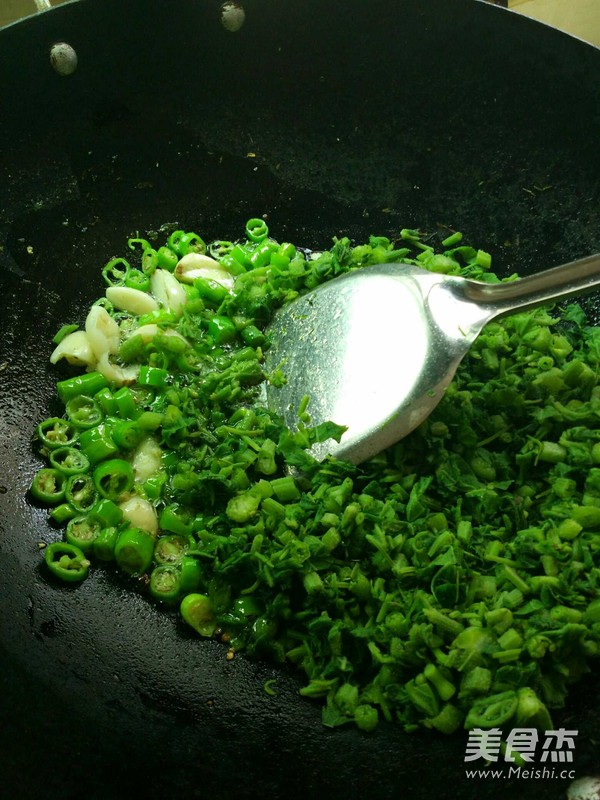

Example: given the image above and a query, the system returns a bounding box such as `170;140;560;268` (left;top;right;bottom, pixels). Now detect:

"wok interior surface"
1;1;599;797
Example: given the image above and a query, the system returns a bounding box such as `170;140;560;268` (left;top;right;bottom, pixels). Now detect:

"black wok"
0;1;599;798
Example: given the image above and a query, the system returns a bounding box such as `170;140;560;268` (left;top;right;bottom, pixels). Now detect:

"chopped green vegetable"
32;220;600;734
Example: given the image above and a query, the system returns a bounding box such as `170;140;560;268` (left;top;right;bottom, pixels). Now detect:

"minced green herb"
32;220;600;735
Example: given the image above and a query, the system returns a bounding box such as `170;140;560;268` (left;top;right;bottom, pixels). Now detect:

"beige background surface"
1;1;600;46
1;0;65;28
509;0;600;45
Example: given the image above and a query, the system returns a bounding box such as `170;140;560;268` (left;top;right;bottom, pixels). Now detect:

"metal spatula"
264;254;600;464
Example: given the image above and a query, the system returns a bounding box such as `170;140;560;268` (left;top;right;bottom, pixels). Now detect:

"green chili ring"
89;497;124;528
114;527;155;575
180;556;202;593
153;534;190;565
78;424;119;465
50;502;77;525
65;514;103;553
92;525;120;561
245;217;269;243
150;565;183;604
65;394;104;430
127;237;152;252
65;473;99;512
156;246;178;272
93;459;134;500
125;268;151;292
180;593;216;637
49;446;91;476
208;240;235;259
44;542;90;583
36;417;77;450
179;231;206;256
102;257;131;287
111;420;144;450
56;372;109;404
141;248;159;276
30;468;67;505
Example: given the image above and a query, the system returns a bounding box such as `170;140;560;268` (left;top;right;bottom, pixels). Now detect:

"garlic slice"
132;436;163;482
174;253;234;290
85;305;120;360
132;323;160;343
119;495;158;536
150;268;187;316
96;352;139;385
49;330;96;367
133;324;189;346
106;286;159;315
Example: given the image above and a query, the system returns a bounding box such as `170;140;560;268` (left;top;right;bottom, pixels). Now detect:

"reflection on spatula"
264;255;600;464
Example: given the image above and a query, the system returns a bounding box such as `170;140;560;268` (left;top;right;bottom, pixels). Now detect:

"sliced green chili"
49;447;90;476
154;534;189;565
56;372;108;403
78;424;119;464
102;257;131;286
90;497;123;528
178;232;206;256
114;527;155;575
30;468;66;505
113;387;137;419
194;277;229;307
36;417;76;450
245;217;269;243
111;420;143;450
156;246;178;272
65;473;98;513
209;240;235;259
150;565;182;604
125;269;151;292
94;387;117;416
50;502;77;525
180;593;216;637
65;395;104;430
93;459;134;500
65;514;103;553
141;248;159;276
92;525;120;561
180;556;202;593
138;366;169;389
52;323;79;345
44;542;90;582
206;315;237;345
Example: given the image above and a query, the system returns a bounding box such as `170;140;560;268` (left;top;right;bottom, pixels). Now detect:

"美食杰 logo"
464;727;577;780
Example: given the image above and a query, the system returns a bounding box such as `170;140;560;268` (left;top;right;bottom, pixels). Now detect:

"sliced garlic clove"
130;324;189;347
131;323;160;343
49;330;96;367
174;253;234;290
96;352;140;385
132;436;163;482
150;268;187;316
163;327;190;345
119;495;158;536
106;286;159;315
85;305;120;360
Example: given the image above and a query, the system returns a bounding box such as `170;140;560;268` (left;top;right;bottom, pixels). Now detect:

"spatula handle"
463;253;600;317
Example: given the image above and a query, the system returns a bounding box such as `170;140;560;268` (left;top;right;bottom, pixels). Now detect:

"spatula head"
264;263;482;463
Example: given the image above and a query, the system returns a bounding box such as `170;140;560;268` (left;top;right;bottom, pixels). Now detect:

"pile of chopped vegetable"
31;219;600;735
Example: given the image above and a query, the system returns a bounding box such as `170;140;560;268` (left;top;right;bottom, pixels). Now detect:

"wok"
0;1;599;798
